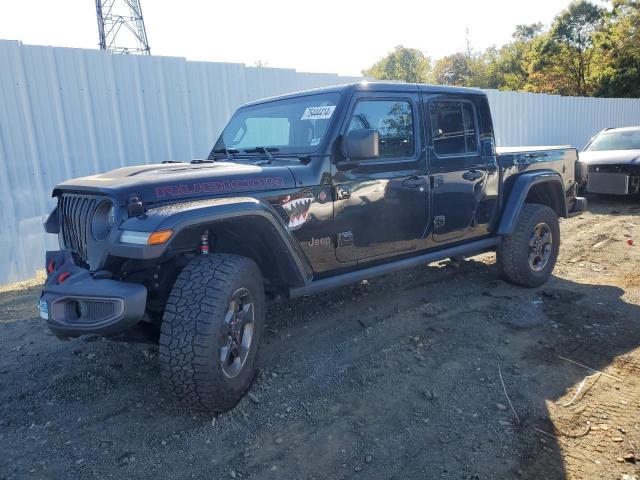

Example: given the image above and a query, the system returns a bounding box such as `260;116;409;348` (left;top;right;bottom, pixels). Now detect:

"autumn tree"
363;1;640;98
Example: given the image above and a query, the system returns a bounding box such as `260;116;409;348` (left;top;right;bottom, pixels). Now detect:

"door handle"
462;170;485;181
402;176;428;188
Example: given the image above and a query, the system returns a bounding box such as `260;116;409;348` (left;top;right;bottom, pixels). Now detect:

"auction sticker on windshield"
301;105;336;121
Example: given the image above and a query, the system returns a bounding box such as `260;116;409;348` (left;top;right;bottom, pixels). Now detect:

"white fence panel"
1;39;640;284
484;89;640;149
0;40;361;284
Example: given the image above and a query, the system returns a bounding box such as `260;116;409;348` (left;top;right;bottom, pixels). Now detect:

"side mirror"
346;129;379;160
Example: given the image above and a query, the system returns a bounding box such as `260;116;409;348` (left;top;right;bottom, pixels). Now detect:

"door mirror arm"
332;135;358;171
481;137;495;156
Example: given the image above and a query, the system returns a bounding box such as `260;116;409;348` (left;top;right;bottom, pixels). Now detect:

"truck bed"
497;145;578;191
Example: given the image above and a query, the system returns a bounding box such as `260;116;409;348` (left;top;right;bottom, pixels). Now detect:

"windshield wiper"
242;147;279;161
209;148;239;161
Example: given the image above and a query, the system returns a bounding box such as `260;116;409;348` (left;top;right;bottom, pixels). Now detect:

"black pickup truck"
40;82;586;411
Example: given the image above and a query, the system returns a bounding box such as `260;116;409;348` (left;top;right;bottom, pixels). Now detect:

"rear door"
426;97;488;243
332;92;430;263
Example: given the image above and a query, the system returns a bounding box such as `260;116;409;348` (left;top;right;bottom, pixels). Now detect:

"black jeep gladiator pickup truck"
40;82;586;411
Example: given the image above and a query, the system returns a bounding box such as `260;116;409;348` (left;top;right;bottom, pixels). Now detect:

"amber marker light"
147;229;174;245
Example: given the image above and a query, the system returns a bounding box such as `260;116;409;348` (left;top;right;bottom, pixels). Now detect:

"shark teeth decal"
282;196;313;230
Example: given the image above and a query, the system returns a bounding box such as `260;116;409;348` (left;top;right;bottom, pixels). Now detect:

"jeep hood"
52;161;296;205
579;150;640;166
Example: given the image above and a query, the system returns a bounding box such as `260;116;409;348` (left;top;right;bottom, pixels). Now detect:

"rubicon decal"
155;176;285;198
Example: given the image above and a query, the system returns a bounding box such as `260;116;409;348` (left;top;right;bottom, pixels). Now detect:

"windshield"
585;130;640;151
212;92;341;156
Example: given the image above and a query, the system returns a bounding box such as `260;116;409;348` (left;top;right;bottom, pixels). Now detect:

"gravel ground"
1;195;639;480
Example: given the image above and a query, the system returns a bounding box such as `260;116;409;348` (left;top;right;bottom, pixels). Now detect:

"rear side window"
348;100;415;159
430;101;478;156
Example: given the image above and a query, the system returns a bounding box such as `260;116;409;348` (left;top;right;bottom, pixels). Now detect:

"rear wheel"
159;254;264;411
497;203;560;287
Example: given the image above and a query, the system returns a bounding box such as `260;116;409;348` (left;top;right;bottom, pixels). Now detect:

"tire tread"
497;203;560;288
159;254;263;411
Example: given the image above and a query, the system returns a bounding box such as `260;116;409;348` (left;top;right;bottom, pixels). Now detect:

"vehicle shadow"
506;276;640;479
243;212;640;480
508;193;640;479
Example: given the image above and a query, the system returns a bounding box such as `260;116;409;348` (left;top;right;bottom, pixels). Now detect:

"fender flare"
110;197;312;287
497;170;568;236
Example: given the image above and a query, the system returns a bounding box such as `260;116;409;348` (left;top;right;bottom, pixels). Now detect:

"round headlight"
92;201;117;241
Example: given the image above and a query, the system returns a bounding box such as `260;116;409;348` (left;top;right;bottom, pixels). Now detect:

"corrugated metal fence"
1;39;639;284
0;40;361;284
484;89;640;149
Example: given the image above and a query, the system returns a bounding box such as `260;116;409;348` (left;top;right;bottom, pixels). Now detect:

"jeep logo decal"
155;176;285;198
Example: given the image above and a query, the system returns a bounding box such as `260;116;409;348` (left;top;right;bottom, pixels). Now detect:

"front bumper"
587;172;630;195
40;251;147;338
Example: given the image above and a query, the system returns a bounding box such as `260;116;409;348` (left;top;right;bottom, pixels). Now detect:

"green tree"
362;46;432;83
432;52;473;86
530;1;604;95
432;47;503;89
513;22;544;42
501;23;544;90
595;0;640;97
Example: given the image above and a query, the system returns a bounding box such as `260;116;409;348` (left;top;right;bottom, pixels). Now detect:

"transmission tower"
95;0;151;55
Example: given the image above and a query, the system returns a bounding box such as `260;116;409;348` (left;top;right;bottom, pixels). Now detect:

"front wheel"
159;254;264;411
497;203;560;287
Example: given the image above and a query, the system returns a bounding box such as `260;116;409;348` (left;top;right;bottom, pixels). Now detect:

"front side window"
430;101;478;156
585;130;640;151
213;92;341;155
347;100;415;159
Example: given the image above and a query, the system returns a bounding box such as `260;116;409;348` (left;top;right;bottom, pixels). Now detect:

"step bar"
289;237;501;299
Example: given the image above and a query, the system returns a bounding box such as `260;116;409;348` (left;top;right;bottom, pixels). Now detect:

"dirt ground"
1;195;639;480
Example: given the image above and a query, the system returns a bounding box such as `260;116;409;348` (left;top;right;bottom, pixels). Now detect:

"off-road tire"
497;203;560;288
159;254;264;411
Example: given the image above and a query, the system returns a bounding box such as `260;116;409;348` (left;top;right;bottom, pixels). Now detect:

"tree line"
363;0;640;98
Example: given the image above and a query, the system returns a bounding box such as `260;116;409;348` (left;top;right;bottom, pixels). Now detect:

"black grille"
87;300;116;319
59;194;100;265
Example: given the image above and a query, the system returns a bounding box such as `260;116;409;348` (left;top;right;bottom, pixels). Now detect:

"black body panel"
42;82;585;338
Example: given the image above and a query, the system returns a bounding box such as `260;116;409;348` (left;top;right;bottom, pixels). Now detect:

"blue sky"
2;0;578;76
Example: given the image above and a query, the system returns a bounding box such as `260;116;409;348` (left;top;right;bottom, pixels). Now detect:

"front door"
332;94;430;263
426;97;488;243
